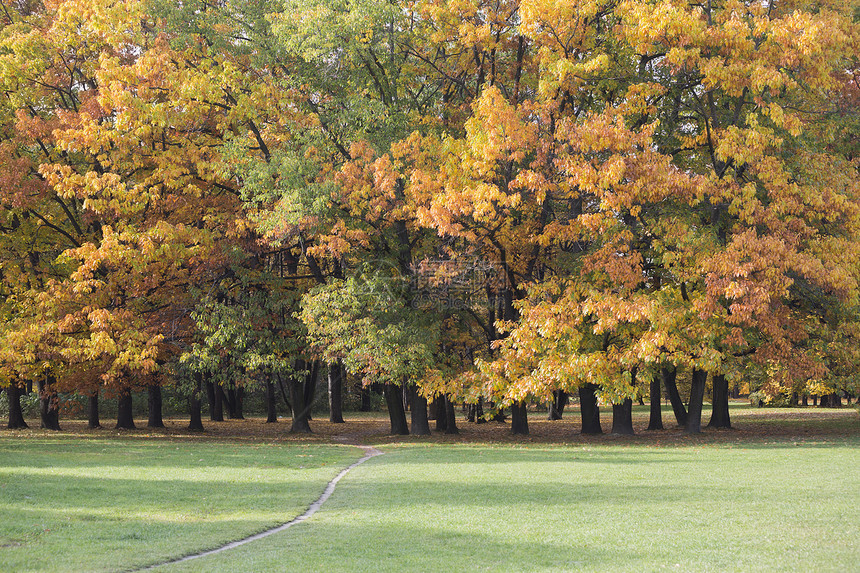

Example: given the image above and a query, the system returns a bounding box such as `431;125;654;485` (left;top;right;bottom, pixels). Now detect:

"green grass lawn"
0;439;363;572
158;438;860;573
2;409;858;572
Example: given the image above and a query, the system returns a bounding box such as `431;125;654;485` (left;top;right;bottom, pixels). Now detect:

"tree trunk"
433;398;447;431
548;390;568;420
466;398;486;423
147;385;164;428
359;385;372;411
225;387;243;419
801;394;809;406
303;366;315;421
205;381;217;421
6;384;28;429
188;374;204;431
611;399;635;435
384;383;409;435
288;363;317;434
37;378;61;431
87;393;100;429
265;381;278;423
474;398;485;423
510;400;528;435
328;362;345;423
647;375;663;430
579;383;602;434
116;391;136;429
445;395;460;435
235;387;245;419
410;386;430;436
685;369;707;434
707;374;731;429
662;366;688;427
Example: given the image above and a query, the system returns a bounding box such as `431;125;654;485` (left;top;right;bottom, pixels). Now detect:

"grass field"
0;439;363;572
1;406;858;572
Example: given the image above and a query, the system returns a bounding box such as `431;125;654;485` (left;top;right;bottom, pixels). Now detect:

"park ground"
1;404;858;572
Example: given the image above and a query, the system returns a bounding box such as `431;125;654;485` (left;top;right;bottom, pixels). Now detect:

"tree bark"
647;375;663;430
685;369;707;434
265;381;278;423
328;362;345;423
410;386;430;436
116;390;136;429
510;400;529;435
288;363;317;434
662;366;688;427
87;393;100;429
226;387;245;419
445;395;460;435
359;385;372;411
579;383;602;434
212;384;225;421
188;374;204;431
548;390;568;420
707;374;731;429
147;385;164;428
205;381;217;421
433;397;447;431
6;384;28;429
610;399;635;435
384;383;409;435
37;378;61;431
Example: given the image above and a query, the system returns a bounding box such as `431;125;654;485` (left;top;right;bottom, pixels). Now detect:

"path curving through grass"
137;445;384;571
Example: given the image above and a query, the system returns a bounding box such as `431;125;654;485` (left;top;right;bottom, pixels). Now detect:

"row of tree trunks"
225;388;244;419
37;378;61;431
819;393;843;408
205;381;225;421
466;398;485;423
547;390;568;420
